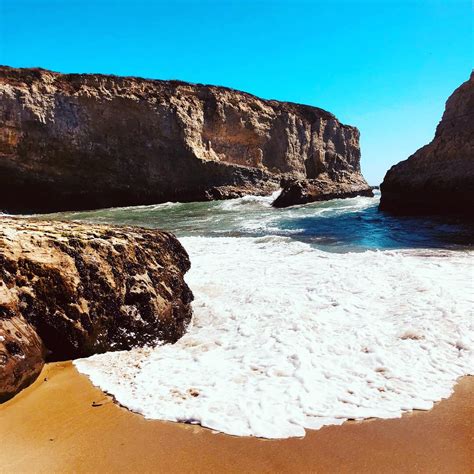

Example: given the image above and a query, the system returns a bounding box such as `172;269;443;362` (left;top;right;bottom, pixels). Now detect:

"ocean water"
53;191;473;251
50;192;474;438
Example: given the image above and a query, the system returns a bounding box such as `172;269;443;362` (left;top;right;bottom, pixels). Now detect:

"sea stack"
0;218;193;401
0;66;371;213
380;72;474;217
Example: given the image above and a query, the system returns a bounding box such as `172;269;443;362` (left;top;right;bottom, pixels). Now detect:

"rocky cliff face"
0;218;193;401
380;72;474;217
0;66;371;212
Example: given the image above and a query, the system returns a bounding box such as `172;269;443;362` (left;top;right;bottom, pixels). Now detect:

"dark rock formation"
0;66;371;213
0;218;193;401
273;177;373;208
380;72;474;217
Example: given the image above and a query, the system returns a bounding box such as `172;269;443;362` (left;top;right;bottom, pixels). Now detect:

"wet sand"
1;362;472;473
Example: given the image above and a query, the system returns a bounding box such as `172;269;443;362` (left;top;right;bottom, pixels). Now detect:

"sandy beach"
1;362;472;473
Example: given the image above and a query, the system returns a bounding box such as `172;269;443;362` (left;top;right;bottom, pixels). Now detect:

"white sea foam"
217;190;281;211
75;236;473;438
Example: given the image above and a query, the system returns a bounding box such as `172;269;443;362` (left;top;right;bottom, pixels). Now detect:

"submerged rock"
0;218;193;401
380;72;474;217
273;177;373;208
0;66;370;213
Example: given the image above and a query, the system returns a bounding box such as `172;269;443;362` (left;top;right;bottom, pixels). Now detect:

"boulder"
0;218;193;401
380;72;474;217
273;177;374;208
0;66;370;213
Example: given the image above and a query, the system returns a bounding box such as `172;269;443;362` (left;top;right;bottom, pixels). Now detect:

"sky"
0;0;472;184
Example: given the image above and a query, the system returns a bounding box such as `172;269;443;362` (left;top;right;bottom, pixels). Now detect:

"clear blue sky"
0;0;472;183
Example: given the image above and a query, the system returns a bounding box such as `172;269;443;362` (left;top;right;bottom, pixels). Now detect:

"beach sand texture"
1;362;472;473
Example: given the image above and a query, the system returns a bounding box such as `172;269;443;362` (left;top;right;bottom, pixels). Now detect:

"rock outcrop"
273;176;373;208
380;72;474;217
0;218;193;401
0;66;371;213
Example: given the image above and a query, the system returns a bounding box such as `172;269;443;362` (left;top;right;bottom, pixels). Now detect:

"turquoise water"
49;191;474;252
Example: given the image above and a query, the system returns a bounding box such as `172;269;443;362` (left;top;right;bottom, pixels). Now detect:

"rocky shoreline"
0;218;193;401
0;68;472;405
0;65;375;401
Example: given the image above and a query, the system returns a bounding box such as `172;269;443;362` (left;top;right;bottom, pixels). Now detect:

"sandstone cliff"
380;72;474;217
0;66;371;212
0;218;193;401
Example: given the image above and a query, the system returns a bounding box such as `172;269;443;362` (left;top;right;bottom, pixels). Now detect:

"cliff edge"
0;66;371;212
380;72;474;217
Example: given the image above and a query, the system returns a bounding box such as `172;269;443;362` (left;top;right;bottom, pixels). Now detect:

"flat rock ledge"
0;218;193;402
272;176;374;208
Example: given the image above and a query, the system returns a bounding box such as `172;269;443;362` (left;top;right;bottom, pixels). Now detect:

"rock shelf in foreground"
0;218;193;401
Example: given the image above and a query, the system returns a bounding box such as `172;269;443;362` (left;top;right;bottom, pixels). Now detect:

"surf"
75;235;473;438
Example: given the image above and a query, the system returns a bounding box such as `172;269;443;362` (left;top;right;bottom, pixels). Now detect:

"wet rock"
380;72;474;217
0;66;370;213
273;177;373;208
0;218;193;400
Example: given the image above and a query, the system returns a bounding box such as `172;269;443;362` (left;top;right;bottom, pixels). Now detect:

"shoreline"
1;362;472;473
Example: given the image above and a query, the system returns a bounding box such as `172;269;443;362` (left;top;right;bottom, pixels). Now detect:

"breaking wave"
49;192;474;251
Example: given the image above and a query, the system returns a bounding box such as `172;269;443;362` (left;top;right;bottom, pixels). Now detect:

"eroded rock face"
0;66;370;212
0;218;193;400
380;72;474;217
0;310;45;403
273;176;374;208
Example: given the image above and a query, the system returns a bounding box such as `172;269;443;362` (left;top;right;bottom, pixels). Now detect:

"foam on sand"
75;237;473;438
